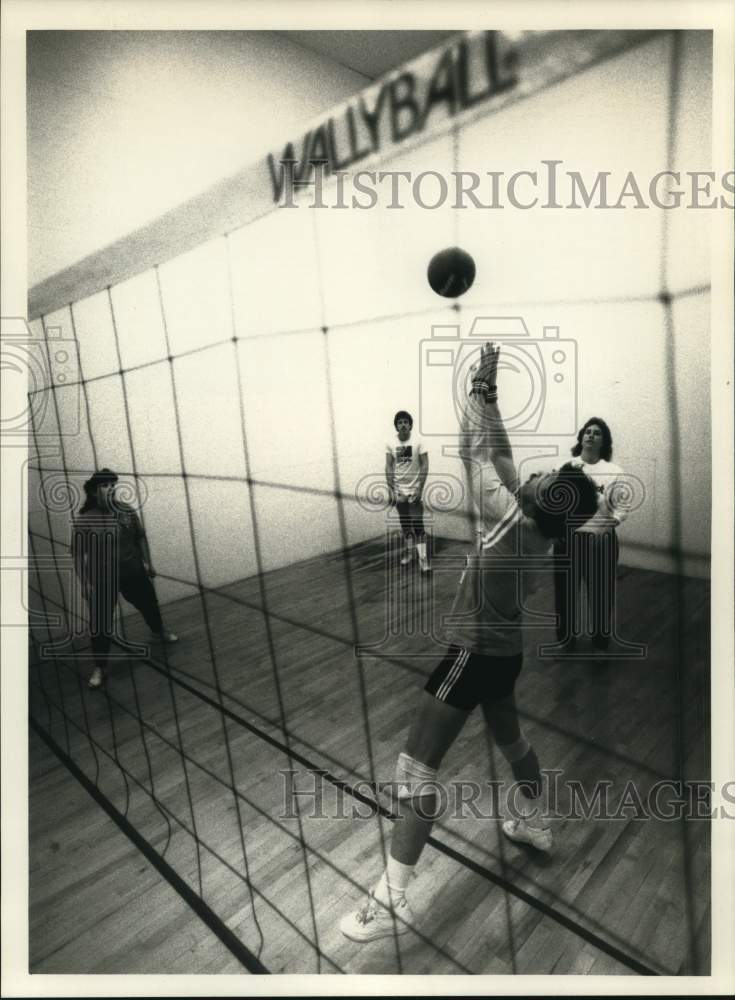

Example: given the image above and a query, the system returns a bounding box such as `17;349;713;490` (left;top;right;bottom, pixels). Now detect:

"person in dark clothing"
71;468;177;689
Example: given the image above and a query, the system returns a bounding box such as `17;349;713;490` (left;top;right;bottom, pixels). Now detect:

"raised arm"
458;342;519;494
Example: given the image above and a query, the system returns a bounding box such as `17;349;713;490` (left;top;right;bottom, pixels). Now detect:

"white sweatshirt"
570;457;629;535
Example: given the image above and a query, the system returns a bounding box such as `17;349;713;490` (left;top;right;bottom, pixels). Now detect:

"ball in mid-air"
427;247;476;298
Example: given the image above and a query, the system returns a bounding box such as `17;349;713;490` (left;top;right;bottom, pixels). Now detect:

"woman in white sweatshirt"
553;416;628;651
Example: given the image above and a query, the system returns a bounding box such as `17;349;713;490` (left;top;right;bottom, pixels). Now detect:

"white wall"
27;30;369;287
317;31;711;576
28;30;713;613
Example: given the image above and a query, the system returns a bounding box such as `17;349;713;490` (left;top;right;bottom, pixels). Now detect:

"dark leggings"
89;564;163;668
396;498;426;539
553;531;619;643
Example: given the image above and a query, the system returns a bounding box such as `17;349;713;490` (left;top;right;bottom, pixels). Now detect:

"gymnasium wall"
27;30;369;288
28;30;713;613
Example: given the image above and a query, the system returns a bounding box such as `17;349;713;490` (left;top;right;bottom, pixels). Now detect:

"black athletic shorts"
424;644;523;710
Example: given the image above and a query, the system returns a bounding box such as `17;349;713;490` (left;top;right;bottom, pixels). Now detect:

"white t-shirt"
570;457;628;534
386;433;427;500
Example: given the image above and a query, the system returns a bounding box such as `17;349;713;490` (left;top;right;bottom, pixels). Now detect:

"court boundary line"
27;584;690;976
28;562;709;975
30;657;474;974
141;655;662;976
30;717;271;976
30;653;661;976
26;528;701;783
25;578;698;973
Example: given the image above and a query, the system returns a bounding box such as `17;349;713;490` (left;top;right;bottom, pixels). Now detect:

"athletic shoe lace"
356;898;379;925
356;892;407;925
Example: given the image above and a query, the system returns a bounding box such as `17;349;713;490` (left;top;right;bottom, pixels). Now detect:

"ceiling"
282;30;460;82
27;29;463;288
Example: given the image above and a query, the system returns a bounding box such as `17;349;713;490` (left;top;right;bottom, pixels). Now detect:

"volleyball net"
22;28;712;975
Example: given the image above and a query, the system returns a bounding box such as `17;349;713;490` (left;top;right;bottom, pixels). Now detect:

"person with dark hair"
554;417;629;651
71;468;178;689
340;344;598;942
386;410;430;572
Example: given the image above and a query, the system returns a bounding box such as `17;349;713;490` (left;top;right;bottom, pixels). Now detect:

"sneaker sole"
502;821;552;852
340;922;410;943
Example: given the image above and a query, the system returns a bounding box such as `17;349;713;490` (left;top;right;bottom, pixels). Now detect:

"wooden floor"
28;537;711;975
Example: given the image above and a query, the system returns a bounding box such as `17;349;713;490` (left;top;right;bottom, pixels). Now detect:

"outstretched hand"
471;342;500;396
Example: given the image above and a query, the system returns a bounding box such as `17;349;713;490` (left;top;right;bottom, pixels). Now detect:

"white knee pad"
497;735;531;764
395;752;438;801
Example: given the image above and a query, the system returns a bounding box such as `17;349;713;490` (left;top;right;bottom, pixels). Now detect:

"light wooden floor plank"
29;537;710;975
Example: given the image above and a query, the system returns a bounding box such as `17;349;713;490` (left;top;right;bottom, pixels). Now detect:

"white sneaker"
339;891;413;943
502;817;553;852
87;666;105;690
419;559;431;574
151;629;178;644
400;550;413;566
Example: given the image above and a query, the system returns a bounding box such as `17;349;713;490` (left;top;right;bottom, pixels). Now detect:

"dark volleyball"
427;247;476;298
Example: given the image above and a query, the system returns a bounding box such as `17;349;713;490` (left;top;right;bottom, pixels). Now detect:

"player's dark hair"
571;416;613;461
531;463;598;540
393;410;413;430
80;468;118;513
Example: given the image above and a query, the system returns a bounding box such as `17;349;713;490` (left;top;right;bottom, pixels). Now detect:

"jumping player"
340;344;598;942
386;410;430;572
71;468;178;689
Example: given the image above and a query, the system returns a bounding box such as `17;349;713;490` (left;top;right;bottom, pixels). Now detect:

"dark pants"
553;531;619;645
396;498;426;539
89;562;163;668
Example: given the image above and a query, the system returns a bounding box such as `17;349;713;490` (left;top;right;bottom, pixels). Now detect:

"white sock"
374;858;414;906
416;541;428;563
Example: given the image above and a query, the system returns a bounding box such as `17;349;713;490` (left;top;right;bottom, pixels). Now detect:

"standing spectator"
386;411;430;572
71;468;178;689
554;417;629;651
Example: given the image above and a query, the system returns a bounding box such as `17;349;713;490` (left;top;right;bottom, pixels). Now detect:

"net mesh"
25;29;711;975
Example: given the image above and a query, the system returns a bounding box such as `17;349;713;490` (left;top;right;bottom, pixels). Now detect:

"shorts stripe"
425;646;524;709
435;647;469;701
482;505;522;550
